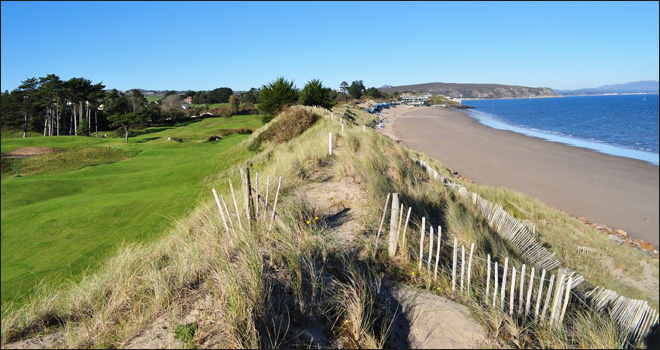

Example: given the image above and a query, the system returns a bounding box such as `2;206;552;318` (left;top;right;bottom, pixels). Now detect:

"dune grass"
1;115;262;309
1;105;657;348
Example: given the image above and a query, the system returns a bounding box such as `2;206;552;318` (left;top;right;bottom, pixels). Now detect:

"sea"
463;94;659;165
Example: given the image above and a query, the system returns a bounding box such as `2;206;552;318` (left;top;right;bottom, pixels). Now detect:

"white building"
400;94;430;106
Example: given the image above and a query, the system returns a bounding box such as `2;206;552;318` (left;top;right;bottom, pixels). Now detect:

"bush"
258;77;299;117
249;107;320;152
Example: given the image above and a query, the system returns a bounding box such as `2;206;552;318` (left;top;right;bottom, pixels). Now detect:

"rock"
638;241;655;252
608;235;626;245
578;217;587;221
614;229;628;237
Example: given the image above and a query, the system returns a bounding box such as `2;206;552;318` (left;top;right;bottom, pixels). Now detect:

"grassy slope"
1;116;262;308
1;106;656;348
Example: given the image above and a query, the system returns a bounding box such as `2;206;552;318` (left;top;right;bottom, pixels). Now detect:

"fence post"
550;272;566;327
329;132;333;156
221;194;234;230
254;172;259;219
395;203;404;255
228;178;243;230
518;264;526;315
265;175;270;215
242;168;255;227
525;267;535;316
535;269;546;320
374;193;391;254
493;261;499;308
388;193;400;257
486;254;491;303
268;176;282;230
559;277;573;324
427;227;434;271
460;245;466;293
212;188;229;234
500;257;509;311
401;207;412;262
541;274;556;322
452;237;457;292
509;266;517;315
419;217;426;270
433;226;442;280
467;243;475;296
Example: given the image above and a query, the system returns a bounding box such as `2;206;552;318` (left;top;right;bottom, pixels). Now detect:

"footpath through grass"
1;115;262;309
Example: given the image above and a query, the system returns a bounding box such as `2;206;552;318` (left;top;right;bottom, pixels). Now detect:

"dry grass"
2;104;656;349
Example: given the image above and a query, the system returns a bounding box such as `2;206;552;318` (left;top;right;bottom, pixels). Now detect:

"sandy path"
379;106;659;248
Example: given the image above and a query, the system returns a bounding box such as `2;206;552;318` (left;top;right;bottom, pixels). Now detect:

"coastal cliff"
378;82;558;99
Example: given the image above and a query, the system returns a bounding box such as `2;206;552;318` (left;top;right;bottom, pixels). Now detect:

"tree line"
1;74;394;142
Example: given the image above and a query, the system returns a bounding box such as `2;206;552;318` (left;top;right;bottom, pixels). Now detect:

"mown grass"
1;115;263;309
189;102;229;109
1;105;657;349
1;147;139;179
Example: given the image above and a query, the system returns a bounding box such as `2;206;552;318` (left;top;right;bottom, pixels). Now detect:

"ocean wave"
465;109;659;166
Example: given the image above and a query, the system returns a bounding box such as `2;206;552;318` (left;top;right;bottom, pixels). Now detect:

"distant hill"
377;82;558;99
556;80;659;95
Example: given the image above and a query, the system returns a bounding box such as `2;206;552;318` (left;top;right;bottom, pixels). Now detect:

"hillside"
378;82;558;99
1;106;657;349
557;80;660;95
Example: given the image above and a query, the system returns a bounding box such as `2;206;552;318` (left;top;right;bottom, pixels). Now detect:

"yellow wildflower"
306;220;310;224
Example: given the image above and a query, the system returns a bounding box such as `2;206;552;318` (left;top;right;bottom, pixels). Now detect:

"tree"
108;112;144;143
229;94;239;115
348;80;366;99
339;81;349;94
239;88;259;104
207;87;233;103
365;87;383;99
163;90;178;99
105;91;144;143
16;78;39;138
160;94;184;122
127;89;147;114
258;77;299;118
1;90;23;131
192;91;207;104
299;79;335;109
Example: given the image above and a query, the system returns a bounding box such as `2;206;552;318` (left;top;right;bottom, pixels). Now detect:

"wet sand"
379;106;659;248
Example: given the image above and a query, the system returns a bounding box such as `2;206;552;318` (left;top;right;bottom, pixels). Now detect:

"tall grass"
2;104;656;348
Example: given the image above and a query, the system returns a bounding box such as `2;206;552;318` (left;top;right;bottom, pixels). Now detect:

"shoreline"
377;105;659;249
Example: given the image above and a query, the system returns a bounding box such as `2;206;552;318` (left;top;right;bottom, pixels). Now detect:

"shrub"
249;107;320;152
257;77;299;117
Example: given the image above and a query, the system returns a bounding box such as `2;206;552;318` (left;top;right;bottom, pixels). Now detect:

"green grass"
1;115;262;309
189;103;229;109
146;95;163;102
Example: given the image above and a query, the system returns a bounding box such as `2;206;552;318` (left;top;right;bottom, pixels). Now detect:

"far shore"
377;105;659;248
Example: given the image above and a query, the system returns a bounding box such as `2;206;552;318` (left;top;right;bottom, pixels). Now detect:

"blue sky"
1;1;658;92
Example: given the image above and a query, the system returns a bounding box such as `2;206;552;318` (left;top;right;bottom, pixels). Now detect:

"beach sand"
377;105;659;248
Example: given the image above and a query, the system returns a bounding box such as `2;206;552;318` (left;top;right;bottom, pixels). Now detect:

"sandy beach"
378;105;659;248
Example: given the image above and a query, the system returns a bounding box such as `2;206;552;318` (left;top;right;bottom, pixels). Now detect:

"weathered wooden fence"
370;157;660;346
212;167;287;234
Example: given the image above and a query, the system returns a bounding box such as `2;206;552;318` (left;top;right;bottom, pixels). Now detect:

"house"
184;96;193;104
400;94;430;106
